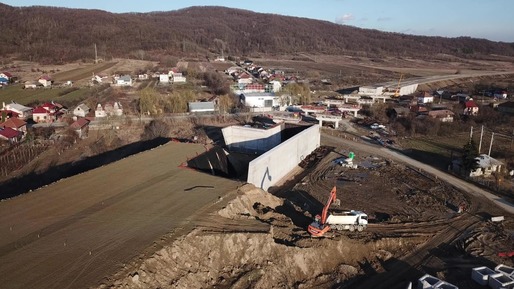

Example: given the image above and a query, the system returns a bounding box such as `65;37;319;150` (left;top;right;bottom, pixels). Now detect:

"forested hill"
1;4;513;63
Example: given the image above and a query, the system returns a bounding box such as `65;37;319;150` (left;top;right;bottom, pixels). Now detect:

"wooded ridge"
1;4;513;63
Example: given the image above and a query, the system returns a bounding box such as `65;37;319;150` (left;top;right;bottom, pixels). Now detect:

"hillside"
0;4;513;63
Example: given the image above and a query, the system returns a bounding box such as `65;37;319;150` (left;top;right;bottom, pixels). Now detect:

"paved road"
322;133;514;215
0;142;240;289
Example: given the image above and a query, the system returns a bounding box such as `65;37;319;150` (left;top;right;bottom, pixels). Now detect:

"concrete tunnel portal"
186;122;321;190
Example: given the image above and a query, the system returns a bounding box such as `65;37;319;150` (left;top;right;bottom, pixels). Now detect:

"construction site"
1;117;514;289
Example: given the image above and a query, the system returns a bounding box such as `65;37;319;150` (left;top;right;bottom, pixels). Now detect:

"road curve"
321;133;514;215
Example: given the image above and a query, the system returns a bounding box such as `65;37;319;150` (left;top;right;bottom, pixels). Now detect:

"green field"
0;84;91;106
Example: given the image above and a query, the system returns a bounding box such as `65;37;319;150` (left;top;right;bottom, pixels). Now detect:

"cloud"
335;13;354;24
377;17;392;22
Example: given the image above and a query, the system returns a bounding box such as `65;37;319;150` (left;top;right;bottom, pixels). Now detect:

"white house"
3;102;32;120
269;80;282;93
95;104;107;118
73;103;90;118
159;74;170;84
169;71;186;83
240;93;280;111
114;75;132;86
470;154;504;177
38;76;52;87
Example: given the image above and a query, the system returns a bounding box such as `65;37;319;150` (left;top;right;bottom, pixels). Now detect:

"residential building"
0;127;20;143
428;109;454;122
159;74;170;84
38;75;52;87
24;81;38;89
169;69;186;83
73;103;90;118
32;106;55;123
2;102;32;120
471;154;504;177
0;117;27;134
417;92;434;104
463;100;479;116
95;104;107;118
240;93;280;110
70;118;90;139
114;75;132;86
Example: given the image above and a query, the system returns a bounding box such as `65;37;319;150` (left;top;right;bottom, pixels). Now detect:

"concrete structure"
188;102;216;113
472;266;496;286
359;85;383;95
222;123;283;154
316;114;344;128
495;264;514;276
247;124;320;191
488;273;514;289
417;274;459;289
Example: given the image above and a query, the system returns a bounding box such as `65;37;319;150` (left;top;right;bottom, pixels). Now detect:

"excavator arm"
307;186;337;237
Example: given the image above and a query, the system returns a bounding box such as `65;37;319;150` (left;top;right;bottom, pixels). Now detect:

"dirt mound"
217;184;283;219
100;185;412;289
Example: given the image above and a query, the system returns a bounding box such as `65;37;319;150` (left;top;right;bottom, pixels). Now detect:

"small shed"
188;102;215;113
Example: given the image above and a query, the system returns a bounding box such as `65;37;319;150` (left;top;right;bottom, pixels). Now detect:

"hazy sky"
3;0;514;42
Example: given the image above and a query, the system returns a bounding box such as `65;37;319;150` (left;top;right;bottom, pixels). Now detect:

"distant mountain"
0;4;513;63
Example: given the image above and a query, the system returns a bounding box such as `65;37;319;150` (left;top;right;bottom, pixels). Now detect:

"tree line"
0;4;513;64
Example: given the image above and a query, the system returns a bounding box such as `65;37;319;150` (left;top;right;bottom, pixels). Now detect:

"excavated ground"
99;135;514;289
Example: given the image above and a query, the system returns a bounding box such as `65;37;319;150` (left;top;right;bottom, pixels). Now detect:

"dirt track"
0;142;240;289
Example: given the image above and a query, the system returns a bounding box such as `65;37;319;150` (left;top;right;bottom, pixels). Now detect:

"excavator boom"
307;186;337;237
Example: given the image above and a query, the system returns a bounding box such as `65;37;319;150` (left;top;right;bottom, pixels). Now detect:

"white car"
370;123;385;129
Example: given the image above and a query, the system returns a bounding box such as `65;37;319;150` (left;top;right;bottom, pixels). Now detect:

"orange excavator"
307;186;368;237
307;186;337;237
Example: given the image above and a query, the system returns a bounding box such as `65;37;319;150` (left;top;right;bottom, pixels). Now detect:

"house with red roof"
70;118;90;139
38;75;53;87
0;127;21;143
0;117;27;134
32;106;56;123
463;100;479;116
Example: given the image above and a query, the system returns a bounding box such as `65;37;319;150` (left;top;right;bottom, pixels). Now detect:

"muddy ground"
100;132;514;289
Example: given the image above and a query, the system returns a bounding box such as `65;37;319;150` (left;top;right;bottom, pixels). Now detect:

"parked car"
370;123;385;129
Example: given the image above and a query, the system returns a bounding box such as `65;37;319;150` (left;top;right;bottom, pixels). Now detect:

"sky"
3;0;514;42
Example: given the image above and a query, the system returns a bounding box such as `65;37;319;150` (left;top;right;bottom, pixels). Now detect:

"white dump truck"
308;186;368;237
325;210;368;232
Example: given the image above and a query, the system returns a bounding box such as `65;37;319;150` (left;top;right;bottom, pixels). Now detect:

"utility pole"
478;125;484;153
94;43;98;64
470;126;473;141
488;132;494;156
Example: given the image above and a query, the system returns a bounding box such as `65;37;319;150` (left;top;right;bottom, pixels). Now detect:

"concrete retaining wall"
222;123;283;154
247;124;320;191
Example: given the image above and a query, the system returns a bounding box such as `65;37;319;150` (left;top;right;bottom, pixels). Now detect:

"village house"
417;92;434;104
471;154;504;177
32;106;56;123
463;100;479;116
237;72;253;85
38;75;52;87
170;71;186;83
2;102;32;120
0;117;27;135
0;72;13;83
159;73;170;84
428;109;455;122
73;103;90;118
23;81;39;89
96;102;123;118
390;107;411;119
0;109;20;119
240;92;280;111
70;118;90;139
114;75;132;86
0;127;20;143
